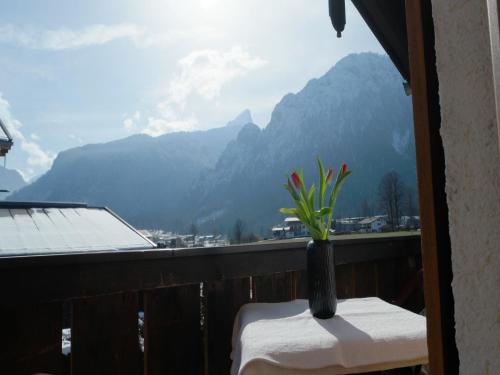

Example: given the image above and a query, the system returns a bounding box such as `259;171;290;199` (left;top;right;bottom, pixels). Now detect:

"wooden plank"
143;284;202;375
293;270;308;299
335;264;354;299
0;302;62;374
353;262;377;297
252;271;295;302
205;278;250;375
394;257;424;313
0;235;421;306
405;0;458;372
376;259;397;301
71;292;141;375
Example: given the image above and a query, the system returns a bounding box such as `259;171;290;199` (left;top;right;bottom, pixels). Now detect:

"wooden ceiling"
352;0;409;82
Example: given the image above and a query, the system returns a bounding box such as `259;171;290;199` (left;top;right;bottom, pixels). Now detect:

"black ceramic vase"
307;239;337;319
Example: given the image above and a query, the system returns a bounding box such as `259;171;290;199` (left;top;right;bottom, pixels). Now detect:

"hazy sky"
0;0;382;180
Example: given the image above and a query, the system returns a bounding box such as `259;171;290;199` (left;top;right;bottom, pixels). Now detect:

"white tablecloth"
231;297;428;375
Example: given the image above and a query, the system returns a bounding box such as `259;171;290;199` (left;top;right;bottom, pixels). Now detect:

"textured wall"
431;0;500;373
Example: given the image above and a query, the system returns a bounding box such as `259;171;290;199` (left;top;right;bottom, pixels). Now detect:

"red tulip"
341;163;347;174
291;171;301;188
326;168;333;183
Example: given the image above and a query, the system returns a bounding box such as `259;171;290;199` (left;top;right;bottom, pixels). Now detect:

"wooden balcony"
0;232;423;375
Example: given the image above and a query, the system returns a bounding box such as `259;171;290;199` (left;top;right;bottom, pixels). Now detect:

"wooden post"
405;0;459;373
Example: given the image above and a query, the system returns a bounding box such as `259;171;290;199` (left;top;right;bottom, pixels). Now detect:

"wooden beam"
0;235;421;306
353;0;410;81
405;0;459;373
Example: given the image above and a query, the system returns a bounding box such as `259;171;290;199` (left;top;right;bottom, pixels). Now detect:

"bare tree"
232;218;245;244
378;171;405;231
360;198;372;217
406;187;417;216
190;223;198;237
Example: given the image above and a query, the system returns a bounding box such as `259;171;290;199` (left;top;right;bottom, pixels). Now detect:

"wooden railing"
0;233;422;375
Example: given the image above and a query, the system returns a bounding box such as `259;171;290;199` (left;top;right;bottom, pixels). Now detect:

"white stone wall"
431;0;500;373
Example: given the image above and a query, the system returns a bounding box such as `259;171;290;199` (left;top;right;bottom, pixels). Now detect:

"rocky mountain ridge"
11;53;417;234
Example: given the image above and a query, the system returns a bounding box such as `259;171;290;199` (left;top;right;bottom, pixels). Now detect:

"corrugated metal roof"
0;202;155;256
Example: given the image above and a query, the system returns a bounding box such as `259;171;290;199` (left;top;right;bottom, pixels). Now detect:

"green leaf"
317;157;326;208
280;208;297;216
297;199;313;223
326;169;352;234
307;184;316;211
284;179;300;202
298;168;308;202
316;207;331;216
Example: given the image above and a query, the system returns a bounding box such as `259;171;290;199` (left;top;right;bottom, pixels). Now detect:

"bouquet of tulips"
280;157;351;240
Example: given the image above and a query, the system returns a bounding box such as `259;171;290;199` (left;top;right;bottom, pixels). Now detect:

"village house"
272;217;309;239
357;216;387;232
332;217;364;233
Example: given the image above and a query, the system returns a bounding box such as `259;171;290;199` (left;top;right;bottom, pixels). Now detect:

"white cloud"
168;46;267;104
30;133;40;141
122;111;142;133
143;112;198;137
21;141;54;168
141;46;266;137
0;93;55;178
68;133;84;145
0;23;140;50
0;23;220;51
123;117;135;132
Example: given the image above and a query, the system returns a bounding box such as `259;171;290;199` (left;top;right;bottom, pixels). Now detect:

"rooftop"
0;201;155;256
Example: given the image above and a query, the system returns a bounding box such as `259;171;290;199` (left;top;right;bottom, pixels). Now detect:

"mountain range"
10;53;417;235
0;166;26;195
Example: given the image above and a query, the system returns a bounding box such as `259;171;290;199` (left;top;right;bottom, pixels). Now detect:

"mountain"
12;53;417;234
185;53;416;235
0;166;26;197
10;111;251;228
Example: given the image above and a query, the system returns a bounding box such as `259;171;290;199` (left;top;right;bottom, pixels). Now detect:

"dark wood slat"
293;270;308;299
376;259;397;301
394;256;424;313
252;271;295;302
353;262;377;297
144;284;202;375
0;302;62;375
71;292;141;375
335;264;354;299
205;278;250;375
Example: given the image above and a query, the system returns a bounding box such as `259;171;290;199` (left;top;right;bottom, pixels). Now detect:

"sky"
0;0;382;181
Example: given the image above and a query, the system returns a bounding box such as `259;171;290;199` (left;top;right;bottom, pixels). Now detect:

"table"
231;297;428;375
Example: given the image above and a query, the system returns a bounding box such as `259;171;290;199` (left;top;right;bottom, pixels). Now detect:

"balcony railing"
0;232;422;375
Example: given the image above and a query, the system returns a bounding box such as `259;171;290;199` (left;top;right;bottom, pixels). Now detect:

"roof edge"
0;201;89;209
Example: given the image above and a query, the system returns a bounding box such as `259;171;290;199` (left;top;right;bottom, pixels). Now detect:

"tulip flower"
326;168;333;183
291;171;301;188
280;157;351;240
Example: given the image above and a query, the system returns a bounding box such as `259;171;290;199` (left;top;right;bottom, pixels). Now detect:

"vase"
307;239;337;319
